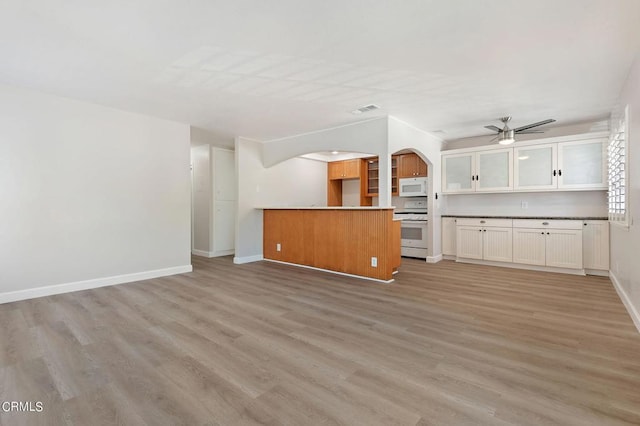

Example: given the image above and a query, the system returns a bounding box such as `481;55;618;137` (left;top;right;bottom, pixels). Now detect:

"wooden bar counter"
261;207;401;282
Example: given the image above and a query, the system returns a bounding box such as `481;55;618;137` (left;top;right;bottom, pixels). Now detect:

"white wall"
388;117;444;260
610;53;640;331
191;145;211;253
444;191;608;217
234;138;327;262
0;84;191;303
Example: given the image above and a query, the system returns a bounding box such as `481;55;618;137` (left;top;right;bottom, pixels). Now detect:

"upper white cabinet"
442;133;608;194
557;140;607;189
514;143;557;190
443;148;513;194
443;153;475;193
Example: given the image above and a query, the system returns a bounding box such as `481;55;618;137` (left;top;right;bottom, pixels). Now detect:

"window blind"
608;106;628;224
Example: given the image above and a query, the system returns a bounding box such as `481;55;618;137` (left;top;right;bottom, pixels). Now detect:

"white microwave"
399;177;428;197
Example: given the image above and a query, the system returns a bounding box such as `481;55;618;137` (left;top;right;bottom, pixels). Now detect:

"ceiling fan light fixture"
498;130;516;145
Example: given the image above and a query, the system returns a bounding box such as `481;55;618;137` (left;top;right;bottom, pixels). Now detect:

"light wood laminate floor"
1;257;640;425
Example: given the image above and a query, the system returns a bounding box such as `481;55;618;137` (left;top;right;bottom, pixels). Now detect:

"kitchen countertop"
257;206;395;210
442;215;608;220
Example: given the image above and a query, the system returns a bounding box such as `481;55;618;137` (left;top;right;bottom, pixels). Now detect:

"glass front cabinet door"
514;143;558;190
442;153;475;193
475;148;513;192
557;139;607;189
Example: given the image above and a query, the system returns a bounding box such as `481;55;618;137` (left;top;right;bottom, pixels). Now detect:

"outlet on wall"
521;201;528;209
276;243;281;252
371;257;377;267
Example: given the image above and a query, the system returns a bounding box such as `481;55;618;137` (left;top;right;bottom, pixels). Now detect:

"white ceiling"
1;0;639;142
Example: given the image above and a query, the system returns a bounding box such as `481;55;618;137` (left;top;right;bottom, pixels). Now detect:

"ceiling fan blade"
484;125;502;133
513;119;556;132
516;130;545;134
489;135;499;143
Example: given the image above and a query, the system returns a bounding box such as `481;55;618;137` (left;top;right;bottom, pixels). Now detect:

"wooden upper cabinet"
397;153;427;178
342;159;360;179
328;159;360;180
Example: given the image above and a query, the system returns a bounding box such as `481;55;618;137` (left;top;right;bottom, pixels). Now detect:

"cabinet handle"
480;220;486;224
483;229;486;232
541;232;544;235
542;222;549;225
478;229;482;232
584;223;587;226
547;232;550;235
476;175;479;181
471;176;475;181
558;169;562;176
553;170;557;176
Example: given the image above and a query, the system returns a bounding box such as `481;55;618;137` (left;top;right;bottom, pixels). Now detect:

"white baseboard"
192;249;212;257
610;271;640;334
192;249;235;258
443;254;457;261
585;269;609;277
233;254;264;264
0;265;193;305
426;254;443;263
456;258;586;276
264;259;394;284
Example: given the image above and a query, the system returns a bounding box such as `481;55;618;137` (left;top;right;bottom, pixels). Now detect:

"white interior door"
213;200;236;252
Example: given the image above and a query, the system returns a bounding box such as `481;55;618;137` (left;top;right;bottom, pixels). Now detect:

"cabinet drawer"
512;219;582;230
456;218;513;228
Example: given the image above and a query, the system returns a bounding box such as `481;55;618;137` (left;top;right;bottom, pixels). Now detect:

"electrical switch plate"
371;257;377;267
276;243;281;252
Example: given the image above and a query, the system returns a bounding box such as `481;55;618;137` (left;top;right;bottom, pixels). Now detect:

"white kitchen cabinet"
483;227;513;262
512;220;583;269
456;219;513;261
442;217;457;256
514;143;557;190
513;228;546;266
583;220;609;270
443;153;475;193
476;149;513;192
557;140;607;189
456;226;483;259
545;229;583;269
443;149;513;194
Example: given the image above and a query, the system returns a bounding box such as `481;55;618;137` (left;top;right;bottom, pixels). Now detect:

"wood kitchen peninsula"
261;207;401;282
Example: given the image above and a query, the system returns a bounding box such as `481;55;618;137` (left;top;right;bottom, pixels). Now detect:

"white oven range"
394;200;428;259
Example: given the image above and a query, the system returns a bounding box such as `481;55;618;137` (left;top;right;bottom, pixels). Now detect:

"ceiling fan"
485;116;556;145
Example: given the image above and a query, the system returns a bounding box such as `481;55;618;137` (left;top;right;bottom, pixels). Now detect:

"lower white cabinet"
445;217;600;274
442;217;457;256
456;219;513;262
512;220;583;269
583;220;609;270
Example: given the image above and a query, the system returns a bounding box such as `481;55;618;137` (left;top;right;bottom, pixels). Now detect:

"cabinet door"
514;144;557;190
328;161;344;180
443;153;475;193
545;230;583;269
365;158;379;196
513;228;546;266
416;155;428;177
442;218;457;256
391;156;398;195
343;159;360;179
456;226;483;259
583;221;609;270
483;227;513;262
557;140;607;189
398;154;416;178
213;200;235;253
476;149;513;192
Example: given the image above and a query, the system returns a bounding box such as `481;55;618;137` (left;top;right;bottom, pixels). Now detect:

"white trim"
610;271;640;334
585;269;609;277
0;265;193;305
443;255;457;261
426;254;443;263
192;249;213;257
193;249;235;258
233;254;264;264
455;258;586;275
264;117;385;143
264;259;394;284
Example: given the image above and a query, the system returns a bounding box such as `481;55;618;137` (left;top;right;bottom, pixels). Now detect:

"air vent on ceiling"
351;104;380;114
